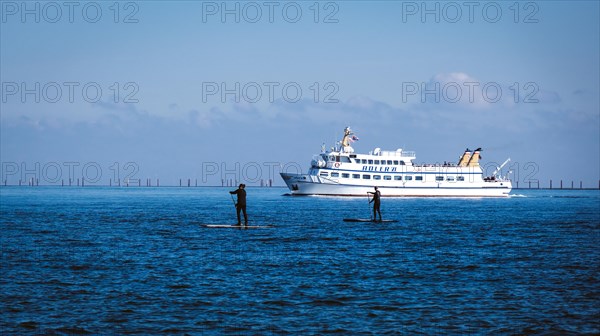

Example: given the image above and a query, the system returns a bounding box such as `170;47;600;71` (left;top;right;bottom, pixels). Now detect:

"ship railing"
369;150;416;157
413;163;458;167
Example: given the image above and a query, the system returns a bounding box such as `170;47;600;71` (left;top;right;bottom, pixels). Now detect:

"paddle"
367;193;372;221
229;193;238;223
230;193;236;208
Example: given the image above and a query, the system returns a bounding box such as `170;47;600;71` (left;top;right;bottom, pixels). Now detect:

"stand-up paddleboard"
203;224;274;228
343;218;398;223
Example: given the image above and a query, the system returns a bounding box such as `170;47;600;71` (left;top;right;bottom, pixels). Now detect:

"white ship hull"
281;172;511;197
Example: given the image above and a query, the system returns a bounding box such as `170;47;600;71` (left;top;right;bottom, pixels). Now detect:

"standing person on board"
368;186;382;221
230;184;248;226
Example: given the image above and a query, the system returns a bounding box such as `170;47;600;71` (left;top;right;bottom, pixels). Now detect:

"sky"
1;0;599;187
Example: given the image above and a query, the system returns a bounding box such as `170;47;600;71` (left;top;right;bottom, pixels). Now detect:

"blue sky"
1;1;599;187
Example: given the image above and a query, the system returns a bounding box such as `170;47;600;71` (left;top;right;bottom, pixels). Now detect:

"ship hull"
281;173;512;197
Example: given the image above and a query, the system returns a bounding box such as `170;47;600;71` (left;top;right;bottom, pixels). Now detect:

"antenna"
492;158;511;176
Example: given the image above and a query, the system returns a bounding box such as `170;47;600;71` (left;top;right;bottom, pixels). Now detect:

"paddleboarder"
229;184;248;226
368;186;382;221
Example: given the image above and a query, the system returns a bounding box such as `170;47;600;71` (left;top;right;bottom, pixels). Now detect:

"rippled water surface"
1;187;599;334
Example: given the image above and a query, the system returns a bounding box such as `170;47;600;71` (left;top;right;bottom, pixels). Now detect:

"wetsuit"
369;190;382;221
230;189;248;225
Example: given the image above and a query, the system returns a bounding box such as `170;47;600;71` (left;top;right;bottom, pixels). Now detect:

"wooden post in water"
571;181;574;189
550;180;552;189
560;180;563;189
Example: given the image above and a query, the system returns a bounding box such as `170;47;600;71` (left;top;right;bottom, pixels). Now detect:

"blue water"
1;187;599;334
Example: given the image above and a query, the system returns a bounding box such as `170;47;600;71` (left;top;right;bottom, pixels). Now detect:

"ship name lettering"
361;166;397;172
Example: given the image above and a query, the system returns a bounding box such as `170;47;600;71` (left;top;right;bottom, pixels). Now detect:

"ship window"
342;173;349;178
374;160;379;164
405;176;413;181
331;172;339;177
354;159;360;164
415;176;422;181
384;176;392;180
368;160;373;164
399;161;406;165
457;176;465;181
341;156;351;163
352;174;360;179
374;175;381;180
393;160;399;165
320;172;329;177
447;176;455;181
361;159;367;164
363;174;371;180
394;176;402;181
349;154;357;158
387;160;393;165
435;176;444;181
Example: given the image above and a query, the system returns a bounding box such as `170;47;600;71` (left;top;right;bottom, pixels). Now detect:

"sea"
1;186;599;335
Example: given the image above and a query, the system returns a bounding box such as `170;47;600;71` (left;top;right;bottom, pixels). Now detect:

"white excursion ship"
281;127;512;197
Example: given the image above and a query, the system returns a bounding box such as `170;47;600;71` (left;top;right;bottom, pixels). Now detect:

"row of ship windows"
355;159;405;165
320;172;465;181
